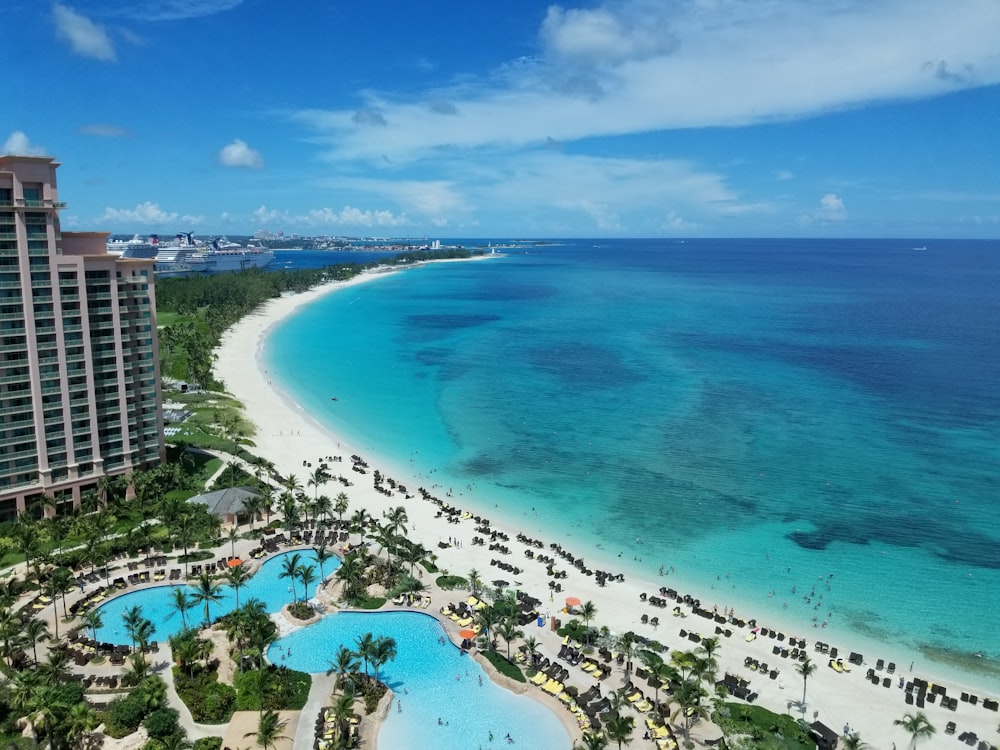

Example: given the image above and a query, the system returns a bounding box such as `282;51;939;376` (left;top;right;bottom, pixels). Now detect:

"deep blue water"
266;239;1000;680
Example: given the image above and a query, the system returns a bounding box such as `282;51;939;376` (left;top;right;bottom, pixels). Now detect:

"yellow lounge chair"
634;699;653;713
829;659;842;673
530;671;548;685
543;680;564;695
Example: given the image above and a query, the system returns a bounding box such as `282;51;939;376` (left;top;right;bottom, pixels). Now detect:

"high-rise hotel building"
0;155;164;520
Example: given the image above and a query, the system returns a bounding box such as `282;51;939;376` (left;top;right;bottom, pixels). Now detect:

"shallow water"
270;610;571;750
266;240;1000;680
93;550;329;644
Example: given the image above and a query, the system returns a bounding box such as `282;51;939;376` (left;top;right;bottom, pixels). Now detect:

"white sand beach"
214;258;999;750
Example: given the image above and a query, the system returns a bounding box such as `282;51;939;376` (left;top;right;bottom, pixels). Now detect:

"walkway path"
158;648;228;741
293;672;335;750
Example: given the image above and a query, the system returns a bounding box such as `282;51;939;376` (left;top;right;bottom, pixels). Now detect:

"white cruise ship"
114;233;275;277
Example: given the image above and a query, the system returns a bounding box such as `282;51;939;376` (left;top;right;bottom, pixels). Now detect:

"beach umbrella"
565;596;581;607
227;558;243;567
459;628;477;640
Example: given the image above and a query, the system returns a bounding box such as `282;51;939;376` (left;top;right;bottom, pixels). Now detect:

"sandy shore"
214;258;999;750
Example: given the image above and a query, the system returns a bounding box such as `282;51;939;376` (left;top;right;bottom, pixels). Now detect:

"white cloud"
53;4;116;62
98;202;203;226
253;205;409;230
541;5;678;66
2;131;46;156
290;0;1000;165
821;193;845;212
218;139;264;169
775;170;795;181
94;0;244;22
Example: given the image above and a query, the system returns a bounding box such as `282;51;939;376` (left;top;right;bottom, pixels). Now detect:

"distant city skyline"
4;0;1000;238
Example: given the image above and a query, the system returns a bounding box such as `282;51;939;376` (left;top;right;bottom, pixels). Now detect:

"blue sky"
4;0;1000;238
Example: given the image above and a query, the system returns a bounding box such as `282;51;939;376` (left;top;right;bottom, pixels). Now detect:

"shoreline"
214;256;999;749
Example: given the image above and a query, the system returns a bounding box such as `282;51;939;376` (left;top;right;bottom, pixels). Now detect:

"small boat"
330;396;338;401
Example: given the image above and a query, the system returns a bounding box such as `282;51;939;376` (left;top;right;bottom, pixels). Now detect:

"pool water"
93;550;333;644
270;611;571;750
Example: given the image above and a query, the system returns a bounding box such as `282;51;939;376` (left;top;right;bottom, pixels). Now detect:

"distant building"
0;155;165;520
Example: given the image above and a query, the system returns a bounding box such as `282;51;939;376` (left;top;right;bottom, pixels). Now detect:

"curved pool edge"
272;607;578;749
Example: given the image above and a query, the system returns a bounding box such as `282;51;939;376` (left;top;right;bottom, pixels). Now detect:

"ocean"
264;239;1000;685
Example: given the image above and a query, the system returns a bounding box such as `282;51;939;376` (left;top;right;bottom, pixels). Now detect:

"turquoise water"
93;550;331;644
266;240;1000;682
270;611;570;749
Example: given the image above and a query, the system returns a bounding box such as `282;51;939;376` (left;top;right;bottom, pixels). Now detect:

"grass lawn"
482;651;525;683
713;702;814;750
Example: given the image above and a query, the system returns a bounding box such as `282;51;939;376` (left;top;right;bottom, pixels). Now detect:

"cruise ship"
106;233;274;277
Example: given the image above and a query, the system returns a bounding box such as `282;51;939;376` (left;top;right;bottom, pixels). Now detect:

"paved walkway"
293;672;336;750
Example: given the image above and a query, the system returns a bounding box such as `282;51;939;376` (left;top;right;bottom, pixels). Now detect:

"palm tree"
314;544;336;587
192;572;223;626
467;568;483;598
497;618;524;660
297;563;317;602
335;553;366;602
522;635;541;667
370;635;397;685
82;607;104;642
575;731;610;750
671;678;710;744
327;687;356;746
23;618;50;664
893;711;936;750
226;563;250;609
122;605;145;652
245;708;289;750
309;466;329;504
242;491;264;532
170;587;193;630
280;552;302;603
796;656;817;709
334;492;349;527
355;632;375;678
227;525;241;558
841;733;870;750
326;645;360;691
640;651;676;710
604;712;635;749
64;701;99;749
579;600;597;643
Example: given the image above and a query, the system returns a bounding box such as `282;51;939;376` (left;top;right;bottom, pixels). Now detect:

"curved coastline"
215;255;1000;748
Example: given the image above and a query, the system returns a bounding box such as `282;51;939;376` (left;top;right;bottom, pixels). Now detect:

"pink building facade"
0;155;165;519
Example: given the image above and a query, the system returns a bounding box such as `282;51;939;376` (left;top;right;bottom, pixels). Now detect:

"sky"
3;0;1000;239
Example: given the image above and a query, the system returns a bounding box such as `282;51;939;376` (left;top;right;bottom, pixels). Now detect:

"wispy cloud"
52;4;116;62
2;131;47;156
253;205;409;229
79;124;129;138
101;0;244;22
99;202;203;226
289;0;1000;165
218;139;264;169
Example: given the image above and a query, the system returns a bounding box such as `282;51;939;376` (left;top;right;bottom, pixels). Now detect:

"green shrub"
234;667;312;711
287;601;313;620
436;575;466;590
192;737;223;750
173;668;237;724
103;694;147;737
143;708;180;739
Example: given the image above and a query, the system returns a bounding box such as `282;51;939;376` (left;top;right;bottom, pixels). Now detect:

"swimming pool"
269;611;571;750
93;550;334;644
